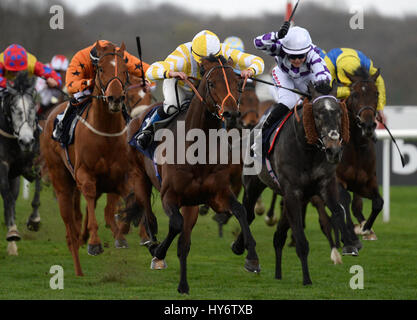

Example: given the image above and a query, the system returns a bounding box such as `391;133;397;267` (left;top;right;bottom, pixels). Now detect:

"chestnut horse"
41;41;131;276
126;55;259;294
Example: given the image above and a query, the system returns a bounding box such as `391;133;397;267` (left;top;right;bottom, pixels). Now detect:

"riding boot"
52;100;76;141
262;103;290;132
136;105;170;150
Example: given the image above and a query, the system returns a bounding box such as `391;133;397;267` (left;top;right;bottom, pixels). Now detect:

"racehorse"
126;54;259;294
125;74;153;117
235;81;359;285
41;41;131;276
309;66;383;243
0;71;38;255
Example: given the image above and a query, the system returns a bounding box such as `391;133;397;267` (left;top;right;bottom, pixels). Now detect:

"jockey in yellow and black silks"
323;48;387;123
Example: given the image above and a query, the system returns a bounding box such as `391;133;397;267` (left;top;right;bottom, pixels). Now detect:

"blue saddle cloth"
128;105;160;161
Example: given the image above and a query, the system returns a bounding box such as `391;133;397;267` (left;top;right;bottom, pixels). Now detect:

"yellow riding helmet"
191;30;221;63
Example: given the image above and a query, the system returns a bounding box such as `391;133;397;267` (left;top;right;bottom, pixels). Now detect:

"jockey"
254;24;331;131
137;29;265;149
0;44;61;94
323;48;387;124
35;54;69;114
53;40;151;141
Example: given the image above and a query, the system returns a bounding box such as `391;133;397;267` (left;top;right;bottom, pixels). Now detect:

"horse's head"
306;80;349;164
125;75;152;117
344;67;379;139
93;41;129;113
199;55;240;126
238;83;260;129
5;71;37;152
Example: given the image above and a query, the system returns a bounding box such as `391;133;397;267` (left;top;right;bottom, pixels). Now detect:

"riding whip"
248;76;311;99
380;122;406;167
135;36;147;87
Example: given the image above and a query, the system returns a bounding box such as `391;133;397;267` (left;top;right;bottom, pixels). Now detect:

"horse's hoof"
353;239;363;251
254;202;265;216
199;205;209;216
303;279;313;286
177;284;190;294
244;258;261;273
139;238;150;246
264;215;278;226
231;241;245;256
26;218;41;232
6;230;21;242
150;257;167;270
362;231;377;241
330;248;343;265
7;241;18;256
87;243;104;256
115;239;129;249
342;246;359;256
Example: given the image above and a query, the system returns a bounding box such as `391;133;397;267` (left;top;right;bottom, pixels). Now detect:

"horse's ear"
371;68;380;82
227;56;234;66
330;79;338;97
95;40;103;51
119;42;126;52
307;81;317;100
343;69;356;83
6;80;16;94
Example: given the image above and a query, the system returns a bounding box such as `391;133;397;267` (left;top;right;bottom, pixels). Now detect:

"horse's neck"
185;99;220;133
87;99;125;132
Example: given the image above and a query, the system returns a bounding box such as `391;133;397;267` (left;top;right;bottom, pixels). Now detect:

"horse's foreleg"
351;193;366;224
177;206;198;294
265;192;279;226
323;180;359;256
106;193;128;249
284;192;312;285
229;194;260;273
361;183;383;239
1;174;21;244
76;169;102;256
152;199;183;269
27;174;42;231
273;205;290;279
311;195;341;263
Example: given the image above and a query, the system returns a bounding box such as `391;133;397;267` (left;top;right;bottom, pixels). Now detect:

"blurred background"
1;0;416;104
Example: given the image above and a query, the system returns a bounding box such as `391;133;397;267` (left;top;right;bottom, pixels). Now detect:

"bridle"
347;79;377;129
92;52;129;101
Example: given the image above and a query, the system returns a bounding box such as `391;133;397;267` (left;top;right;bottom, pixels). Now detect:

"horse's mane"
353;65;371;80
12;72;33;93
202;54;227;64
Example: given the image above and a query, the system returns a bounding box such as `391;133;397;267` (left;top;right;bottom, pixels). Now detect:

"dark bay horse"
41;41;131;276
126;55;259;294
236;81;359;285
0;71;38;255
309;67;383;244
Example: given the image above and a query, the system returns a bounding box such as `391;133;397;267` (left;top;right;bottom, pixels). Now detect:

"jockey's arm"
309;50;331;84
65;51;93;96
146;45;189;82
253;32;282;57
34;61;62;87
324;55;351;100
0;63;6;88
226;46;264;78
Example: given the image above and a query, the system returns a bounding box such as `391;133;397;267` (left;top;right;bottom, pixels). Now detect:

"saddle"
52;98;90;147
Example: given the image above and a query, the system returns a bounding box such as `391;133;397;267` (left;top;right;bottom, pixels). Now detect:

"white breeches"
162;78;194;115
270;66;315;109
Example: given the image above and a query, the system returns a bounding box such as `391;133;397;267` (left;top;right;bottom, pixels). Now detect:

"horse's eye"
98;67;103;72
208;81;214;88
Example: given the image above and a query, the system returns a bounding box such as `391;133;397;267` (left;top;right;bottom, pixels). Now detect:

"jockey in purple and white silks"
254;25;331;131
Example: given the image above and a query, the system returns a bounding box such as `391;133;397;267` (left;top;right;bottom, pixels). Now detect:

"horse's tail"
130;104;151;119
121;192;144;227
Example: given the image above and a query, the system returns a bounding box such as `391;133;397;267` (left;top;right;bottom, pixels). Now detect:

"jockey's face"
289;56;306;68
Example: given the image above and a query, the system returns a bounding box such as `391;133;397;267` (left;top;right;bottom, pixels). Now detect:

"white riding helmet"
281;26;312;55
191;30;221;63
